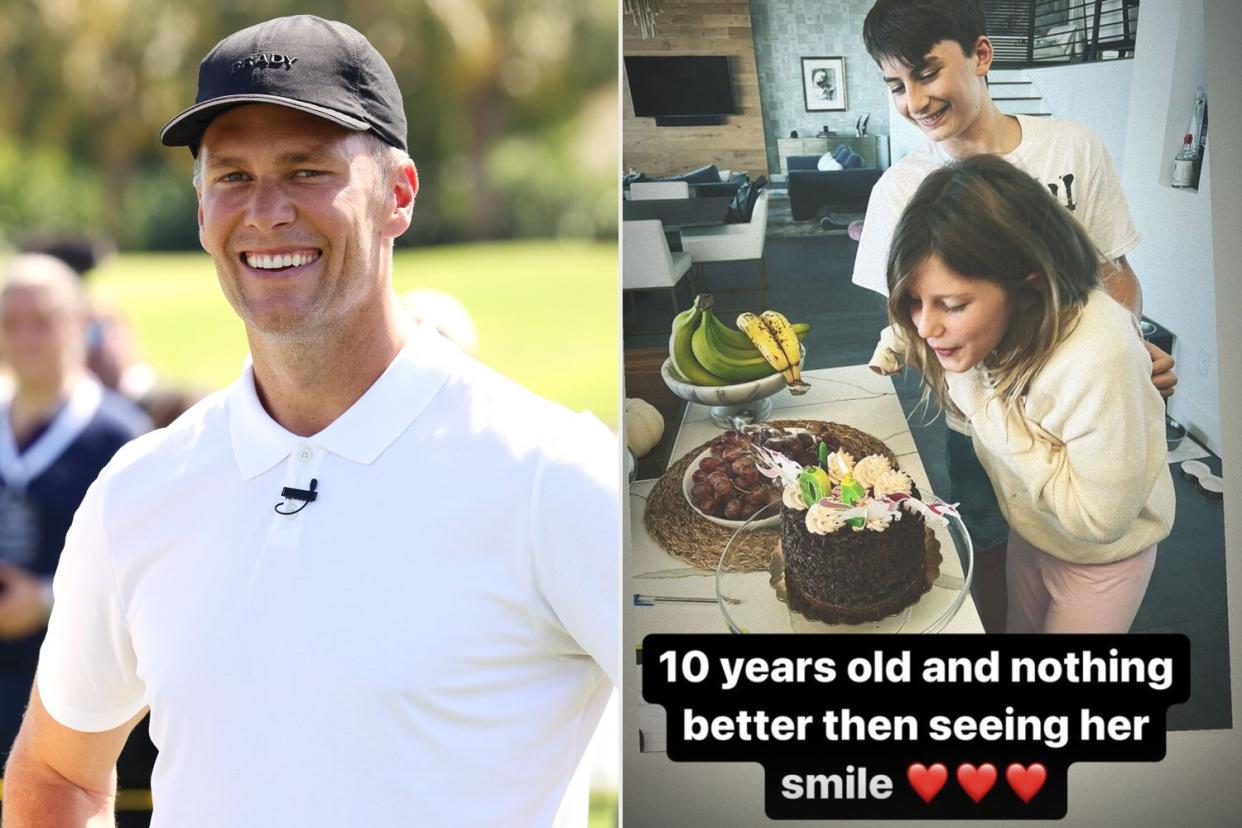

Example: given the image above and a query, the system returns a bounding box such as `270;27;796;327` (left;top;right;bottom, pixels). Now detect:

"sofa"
787;148;882;223
623;163;749;201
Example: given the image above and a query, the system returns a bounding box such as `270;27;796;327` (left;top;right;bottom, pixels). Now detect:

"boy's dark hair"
863;0;987;68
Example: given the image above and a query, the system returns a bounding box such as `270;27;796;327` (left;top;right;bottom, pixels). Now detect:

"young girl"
884;154;1174;634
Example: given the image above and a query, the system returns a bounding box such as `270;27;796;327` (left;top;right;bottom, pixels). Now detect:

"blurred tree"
0;0;617;250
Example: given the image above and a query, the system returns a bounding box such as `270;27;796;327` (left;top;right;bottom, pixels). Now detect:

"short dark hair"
863;0;986;68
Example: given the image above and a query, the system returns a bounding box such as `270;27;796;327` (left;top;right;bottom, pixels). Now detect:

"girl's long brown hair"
886;154;1102;421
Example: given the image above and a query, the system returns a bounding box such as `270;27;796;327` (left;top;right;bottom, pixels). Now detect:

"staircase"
988;68;1051;117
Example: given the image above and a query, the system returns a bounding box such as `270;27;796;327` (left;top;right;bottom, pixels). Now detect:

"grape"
745;489;768;507
696;496;718;515
691;482;712;501
731;457;755;475
721;446;744;462
694;469;710;484
699;456;722;473
736;468;760;488
712;477;733;497
723;498;744;519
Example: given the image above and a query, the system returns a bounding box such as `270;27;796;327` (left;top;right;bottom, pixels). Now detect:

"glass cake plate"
715;500;974;634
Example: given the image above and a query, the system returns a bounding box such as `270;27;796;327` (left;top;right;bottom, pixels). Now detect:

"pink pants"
1006;530;1157;634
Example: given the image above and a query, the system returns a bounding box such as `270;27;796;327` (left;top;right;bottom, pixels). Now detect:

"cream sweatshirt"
940;290;1174;564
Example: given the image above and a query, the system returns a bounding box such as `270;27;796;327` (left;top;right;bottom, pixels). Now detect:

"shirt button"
296;446;313;463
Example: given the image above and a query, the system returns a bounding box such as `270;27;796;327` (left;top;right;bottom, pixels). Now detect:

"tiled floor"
623;230;1231;731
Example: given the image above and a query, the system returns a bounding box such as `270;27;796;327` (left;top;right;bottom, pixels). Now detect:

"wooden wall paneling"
623;0;770;178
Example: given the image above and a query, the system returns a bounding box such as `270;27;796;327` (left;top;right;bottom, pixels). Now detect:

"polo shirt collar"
228;327;457;480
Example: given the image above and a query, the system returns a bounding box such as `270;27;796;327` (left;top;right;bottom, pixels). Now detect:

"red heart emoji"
907;763;948;803
957;762;998;803
1006;762;1047;803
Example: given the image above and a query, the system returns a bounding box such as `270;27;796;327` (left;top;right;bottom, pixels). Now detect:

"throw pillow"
675;163;721;184
727;180;751;223
726;176;769;223
817;152;843;171
842;149;864;170
833;144;852;165
742;175;768;223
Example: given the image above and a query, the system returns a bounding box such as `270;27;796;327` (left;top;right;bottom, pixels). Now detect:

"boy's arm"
1102;256;1177;398
1100;255;1141;317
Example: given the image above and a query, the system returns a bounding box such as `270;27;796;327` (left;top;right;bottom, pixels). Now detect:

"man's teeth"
245;251;320;270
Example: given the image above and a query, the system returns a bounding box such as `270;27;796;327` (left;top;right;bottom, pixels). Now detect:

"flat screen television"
624;55;736;123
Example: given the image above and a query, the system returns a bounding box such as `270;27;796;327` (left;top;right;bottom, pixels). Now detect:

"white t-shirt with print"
853;114;1140;296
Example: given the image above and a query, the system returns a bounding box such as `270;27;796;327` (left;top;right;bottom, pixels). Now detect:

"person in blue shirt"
0;253;149;759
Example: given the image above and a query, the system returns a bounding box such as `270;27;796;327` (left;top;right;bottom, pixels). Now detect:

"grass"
86;241;619;428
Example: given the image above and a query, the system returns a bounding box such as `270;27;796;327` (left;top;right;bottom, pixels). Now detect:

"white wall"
1119;0;1220;452
891;60;1135;171
1029;60;1134;168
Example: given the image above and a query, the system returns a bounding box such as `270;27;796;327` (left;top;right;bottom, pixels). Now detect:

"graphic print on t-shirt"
1045;172;1077;212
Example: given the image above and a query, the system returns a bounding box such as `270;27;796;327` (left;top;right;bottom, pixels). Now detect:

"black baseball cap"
161;15;407;155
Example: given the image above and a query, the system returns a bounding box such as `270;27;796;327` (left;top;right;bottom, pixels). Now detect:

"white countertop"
623;364;984;825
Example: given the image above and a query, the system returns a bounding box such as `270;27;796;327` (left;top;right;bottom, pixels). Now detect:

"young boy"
853;0;1176;633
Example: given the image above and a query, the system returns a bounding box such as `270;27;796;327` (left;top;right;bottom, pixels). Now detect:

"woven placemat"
642;420;897;572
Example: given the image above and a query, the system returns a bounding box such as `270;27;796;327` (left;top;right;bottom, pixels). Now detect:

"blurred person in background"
19;234;201;432
4;16;617;828
401;288;479;355
0;254;150;763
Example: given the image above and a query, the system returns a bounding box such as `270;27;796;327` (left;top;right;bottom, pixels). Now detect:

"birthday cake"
753;423;949;625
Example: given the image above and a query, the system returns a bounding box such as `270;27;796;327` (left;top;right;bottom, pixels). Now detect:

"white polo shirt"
37;327;619;827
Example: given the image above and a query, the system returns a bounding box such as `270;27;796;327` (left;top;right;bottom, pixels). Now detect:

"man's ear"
382;159;418;239
973;35;994;76
194;181;208;253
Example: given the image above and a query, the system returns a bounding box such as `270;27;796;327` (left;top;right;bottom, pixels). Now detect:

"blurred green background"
0;0;619;425
0;0;620;822
88;242;619;427
0;0;618;249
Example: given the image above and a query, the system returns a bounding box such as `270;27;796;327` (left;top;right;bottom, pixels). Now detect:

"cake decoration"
754;439;958;536
751;422;957;625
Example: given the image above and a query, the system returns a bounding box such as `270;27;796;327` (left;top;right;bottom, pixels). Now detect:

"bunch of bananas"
668;294;811;393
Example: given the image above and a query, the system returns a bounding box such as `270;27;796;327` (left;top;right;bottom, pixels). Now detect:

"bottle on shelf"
1191;88;1207;189
1171;134;1196;189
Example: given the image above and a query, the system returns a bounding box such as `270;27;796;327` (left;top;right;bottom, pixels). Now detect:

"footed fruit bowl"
661;347;806;428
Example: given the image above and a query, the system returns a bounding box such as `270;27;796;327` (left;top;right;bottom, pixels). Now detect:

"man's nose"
245;178;295;231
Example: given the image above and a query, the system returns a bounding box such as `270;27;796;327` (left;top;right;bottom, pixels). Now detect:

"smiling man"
2;16;618;827
853;0;1175;634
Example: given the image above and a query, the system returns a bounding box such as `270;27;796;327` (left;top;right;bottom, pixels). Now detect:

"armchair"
623;219;693;333
679;190;769;309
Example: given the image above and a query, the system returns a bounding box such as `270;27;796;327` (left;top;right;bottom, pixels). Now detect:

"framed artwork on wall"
801;56;847;112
